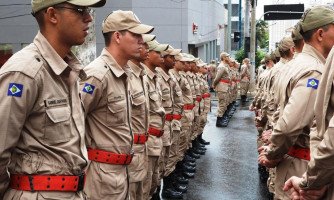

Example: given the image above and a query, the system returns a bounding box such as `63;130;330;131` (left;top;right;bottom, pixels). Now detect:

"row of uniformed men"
251;5;334;200
0;0;212;200
212;53;251;127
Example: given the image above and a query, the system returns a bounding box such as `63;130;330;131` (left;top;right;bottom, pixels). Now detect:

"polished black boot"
221;113;229;127
162;176;183;199
152;185;161;200
199;134;210;145
216;116;224;127
172;171;189;184
182;162;196;173
184;154;196;162
187;150;200;159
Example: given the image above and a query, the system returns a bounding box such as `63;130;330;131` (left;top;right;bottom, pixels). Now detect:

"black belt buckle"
77;173;85;192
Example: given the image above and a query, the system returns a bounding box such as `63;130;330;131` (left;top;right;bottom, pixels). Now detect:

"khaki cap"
161;45;182;56
102;10;154;34
291;23;303;41
264;54;272;62
184;53;196;62
142;34;156;43
147;40;169;52
196;59;207;67
175;53;192;62
31;0;106;14
278;36;294;51
300;6;334;32
220;52;230;58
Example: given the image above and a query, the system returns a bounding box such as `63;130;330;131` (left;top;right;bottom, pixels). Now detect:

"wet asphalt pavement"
162;98;272;200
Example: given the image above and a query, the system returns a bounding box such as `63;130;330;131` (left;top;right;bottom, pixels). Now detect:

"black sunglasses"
54;6;91;15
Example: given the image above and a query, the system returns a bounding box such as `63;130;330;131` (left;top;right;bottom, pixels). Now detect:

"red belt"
10;173;85;192
88;148;133;165
148;126;164;137
236;80;241;83
196;96;202;102
173;114;182;120
183;104;194;110
133;133;148;144
165;114;174;121
287;146;310;161
220;79;230;84
202;93;211;98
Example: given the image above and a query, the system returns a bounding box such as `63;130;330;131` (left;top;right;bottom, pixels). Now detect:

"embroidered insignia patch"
307;78;319;89
82;83;95;94
7;83;23;97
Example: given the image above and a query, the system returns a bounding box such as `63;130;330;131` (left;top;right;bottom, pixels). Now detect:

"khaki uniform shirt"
240;64;251;82
178;71;193;106
267;44;324;160
213;62;230;92
0;32;87;198
127;61;149;183
156;67;174;146
301;47;334;190
143;64;165;156
169;69;184;132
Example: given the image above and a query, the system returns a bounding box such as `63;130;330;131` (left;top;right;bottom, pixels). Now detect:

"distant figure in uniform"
0;0;105;199
207;60;217;92
240;58;251;103
80;10;153;200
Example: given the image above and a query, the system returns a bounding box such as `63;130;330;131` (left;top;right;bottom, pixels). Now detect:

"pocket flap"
149;91;159;101
132;92;145;106
46;106;70;123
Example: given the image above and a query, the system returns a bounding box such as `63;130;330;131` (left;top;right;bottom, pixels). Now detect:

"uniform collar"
186;71;193;77
170;69;181;81
156;67;170;81
303;43;326;65
34;31;84;76
142;63;156;79
101;48;126;78
128;60;145;78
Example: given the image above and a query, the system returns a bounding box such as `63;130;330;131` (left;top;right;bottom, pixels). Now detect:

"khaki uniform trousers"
4;189;85;200
240;81;250;96
158;120;172;181
143;156;160;200
129;182;145;200
217;91;229;117
178;110;194;161
274;155;308;200
165;119;181;176
84;162;128;200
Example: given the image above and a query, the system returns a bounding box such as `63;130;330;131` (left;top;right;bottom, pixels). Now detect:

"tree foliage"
256;20;269;49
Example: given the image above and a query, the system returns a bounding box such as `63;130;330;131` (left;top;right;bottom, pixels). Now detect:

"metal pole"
227;0;232;53
250;0;256;81
238;0;242;49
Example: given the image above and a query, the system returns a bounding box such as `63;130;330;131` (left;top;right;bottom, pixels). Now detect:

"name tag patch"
45;98;68;107
307;78;319;89
7;83;23;97
82;83;95;94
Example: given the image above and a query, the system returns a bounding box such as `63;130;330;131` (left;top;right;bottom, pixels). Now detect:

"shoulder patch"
7;83;23;97
307;78;319;89
82;83;95;94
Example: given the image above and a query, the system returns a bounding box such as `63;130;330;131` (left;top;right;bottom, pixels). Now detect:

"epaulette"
0;46;43;79
83;57;109;82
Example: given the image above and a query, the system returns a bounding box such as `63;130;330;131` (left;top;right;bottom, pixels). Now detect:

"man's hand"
261;130;272;144
257;146;280;168
284;177;328;200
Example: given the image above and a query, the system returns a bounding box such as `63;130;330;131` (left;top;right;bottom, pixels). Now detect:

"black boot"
162;176;183;199
216;116;224;127
184;154;196;163
152;185;161;200
199;134;210;145
221;113;229;127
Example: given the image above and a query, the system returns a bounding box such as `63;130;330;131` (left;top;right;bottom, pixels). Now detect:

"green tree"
256;20;269;49
235;48;265;68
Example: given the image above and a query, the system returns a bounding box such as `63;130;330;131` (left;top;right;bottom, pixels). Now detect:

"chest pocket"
149;91;160;110
44;99;71;144
131;91;146;116
174;90;183;104
107;95;127;126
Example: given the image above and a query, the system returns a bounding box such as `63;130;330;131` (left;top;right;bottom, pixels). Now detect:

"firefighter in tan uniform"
213;52;231;127
155;46;184;199
142;40;168;200
171;54;197;182
208;60;217;92
127;34;155;200
240;58;251;102
258;6;334;200
282;7;334;200
80;11;153;200
0;0;105;199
